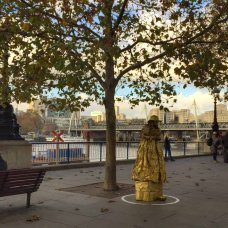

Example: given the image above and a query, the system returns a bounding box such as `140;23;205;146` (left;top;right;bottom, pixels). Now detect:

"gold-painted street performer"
132;115;166;201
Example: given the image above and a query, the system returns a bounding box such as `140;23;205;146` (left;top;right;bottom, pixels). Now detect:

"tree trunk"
1;40;10;104
103;2;117;190
104;86;118;191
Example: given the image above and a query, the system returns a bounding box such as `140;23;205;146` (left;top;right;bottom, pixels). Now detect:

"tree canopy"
0;0;227;190
1;0;227;107
17;110;44;134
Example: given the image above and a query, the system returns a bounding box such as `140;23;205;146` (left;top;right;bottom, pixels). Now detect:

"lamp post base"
212;122;219;133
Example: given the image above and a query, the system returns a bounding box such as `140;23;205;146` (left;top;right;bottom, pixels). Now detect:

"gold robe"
132;125;166;183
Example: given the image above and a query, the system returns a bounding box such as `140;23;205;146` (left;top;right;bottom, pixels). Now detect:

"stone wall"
0;140;32;169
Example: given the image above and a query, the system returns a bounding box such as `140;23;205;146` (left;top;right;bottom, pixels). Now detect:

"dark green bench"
0;168;46;208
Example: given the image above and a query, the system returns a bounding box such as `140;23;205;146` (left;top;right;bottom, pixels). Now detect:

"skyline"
82;90;225;119
13;86;227;119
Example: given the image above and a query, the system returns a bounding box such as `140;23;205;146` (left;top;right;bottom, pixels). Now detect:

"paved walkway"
0;155;228;228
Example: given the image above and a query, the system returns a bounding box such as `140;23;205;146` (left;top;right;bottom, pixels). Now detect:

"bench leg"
27;193;31;208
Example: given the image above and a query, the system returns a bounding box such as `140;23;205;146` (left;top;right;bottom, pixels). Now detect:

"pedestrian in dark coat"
164;135;174;161
211;132;222;162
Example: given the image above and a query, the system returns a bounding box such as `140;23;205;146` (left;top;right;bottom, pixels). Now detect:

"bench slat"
2;183;40;190
5;178;43;183
6;171;45;176
7;171;45;175
7;174;44;177
3;169;45;174
1;185;39;192
3;179;43;188
7;169;45;174
6;174;45;182
0;187;40;196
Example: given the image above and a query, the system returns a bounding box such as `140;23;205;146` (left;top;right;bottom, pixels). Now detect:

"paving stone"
0;156;227;228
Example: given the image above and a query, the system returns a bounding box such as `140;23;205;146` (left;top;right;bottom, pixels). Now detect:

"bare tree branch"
66;49;105;89
111;0;128;37
20;0;102;40
115;15;228;85
120;37;181;53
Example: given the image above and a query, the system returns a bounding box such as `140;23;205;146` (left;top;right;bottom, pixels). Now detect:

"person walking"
211;132;221;162
164;135;174;161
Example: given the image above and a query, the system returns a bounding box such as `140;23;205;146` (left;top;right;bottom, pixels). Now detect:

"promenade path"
0;155;227;228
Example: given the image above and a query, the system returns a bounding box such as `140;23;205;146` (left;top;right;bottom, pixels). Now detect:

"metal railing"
60;122;228;131
31;141;211;166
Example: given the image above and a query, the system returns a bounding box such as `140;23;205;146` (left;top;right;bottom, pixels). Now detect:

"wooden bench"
0;168;46;208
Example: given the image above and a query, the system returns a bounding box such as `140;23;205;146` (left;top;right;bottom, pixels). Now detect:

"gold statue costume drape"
132;115;166;201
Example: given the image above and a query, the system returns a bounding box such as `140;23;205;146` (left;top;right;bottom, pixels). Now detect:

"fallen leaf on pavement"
37;201;44;204
100;208;109;213
26;215;40;222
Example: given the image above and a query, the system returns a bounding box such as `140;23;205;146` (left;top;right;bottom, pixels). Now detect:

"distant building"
91;111;105;122
149;108;174;123
114;105;126;120
217;104;228;122
115;105;120;115
164;112;175;123
90;106;126;122
149;108;194;124
29;100;46;117
199;104;228;122
29;98;81;131
117;113;126;121
149;108;164;122
173;109;192;123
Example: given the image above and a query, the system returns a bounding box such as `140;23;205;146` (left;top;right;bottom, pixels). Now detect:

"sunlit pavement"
0;155;228;228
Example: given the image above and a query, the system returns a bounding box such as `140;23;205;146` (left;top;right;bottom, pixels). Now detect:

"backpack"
207;137;213;146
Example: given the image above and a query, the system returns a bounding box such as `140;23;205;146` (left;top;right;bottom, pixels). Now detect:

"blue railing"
31;141;211;165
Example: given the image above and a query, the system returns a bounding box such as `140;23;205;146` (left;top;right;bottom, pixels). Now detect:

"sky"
13;85;227;119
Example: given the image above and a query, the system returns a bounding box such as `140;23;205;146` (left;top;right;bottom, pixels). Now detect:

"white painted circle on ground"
121;194;180;206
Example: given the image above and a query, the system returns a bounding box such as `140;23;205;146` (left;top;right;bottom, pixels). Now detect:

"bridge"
69;122;228;131
65;122;228;141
